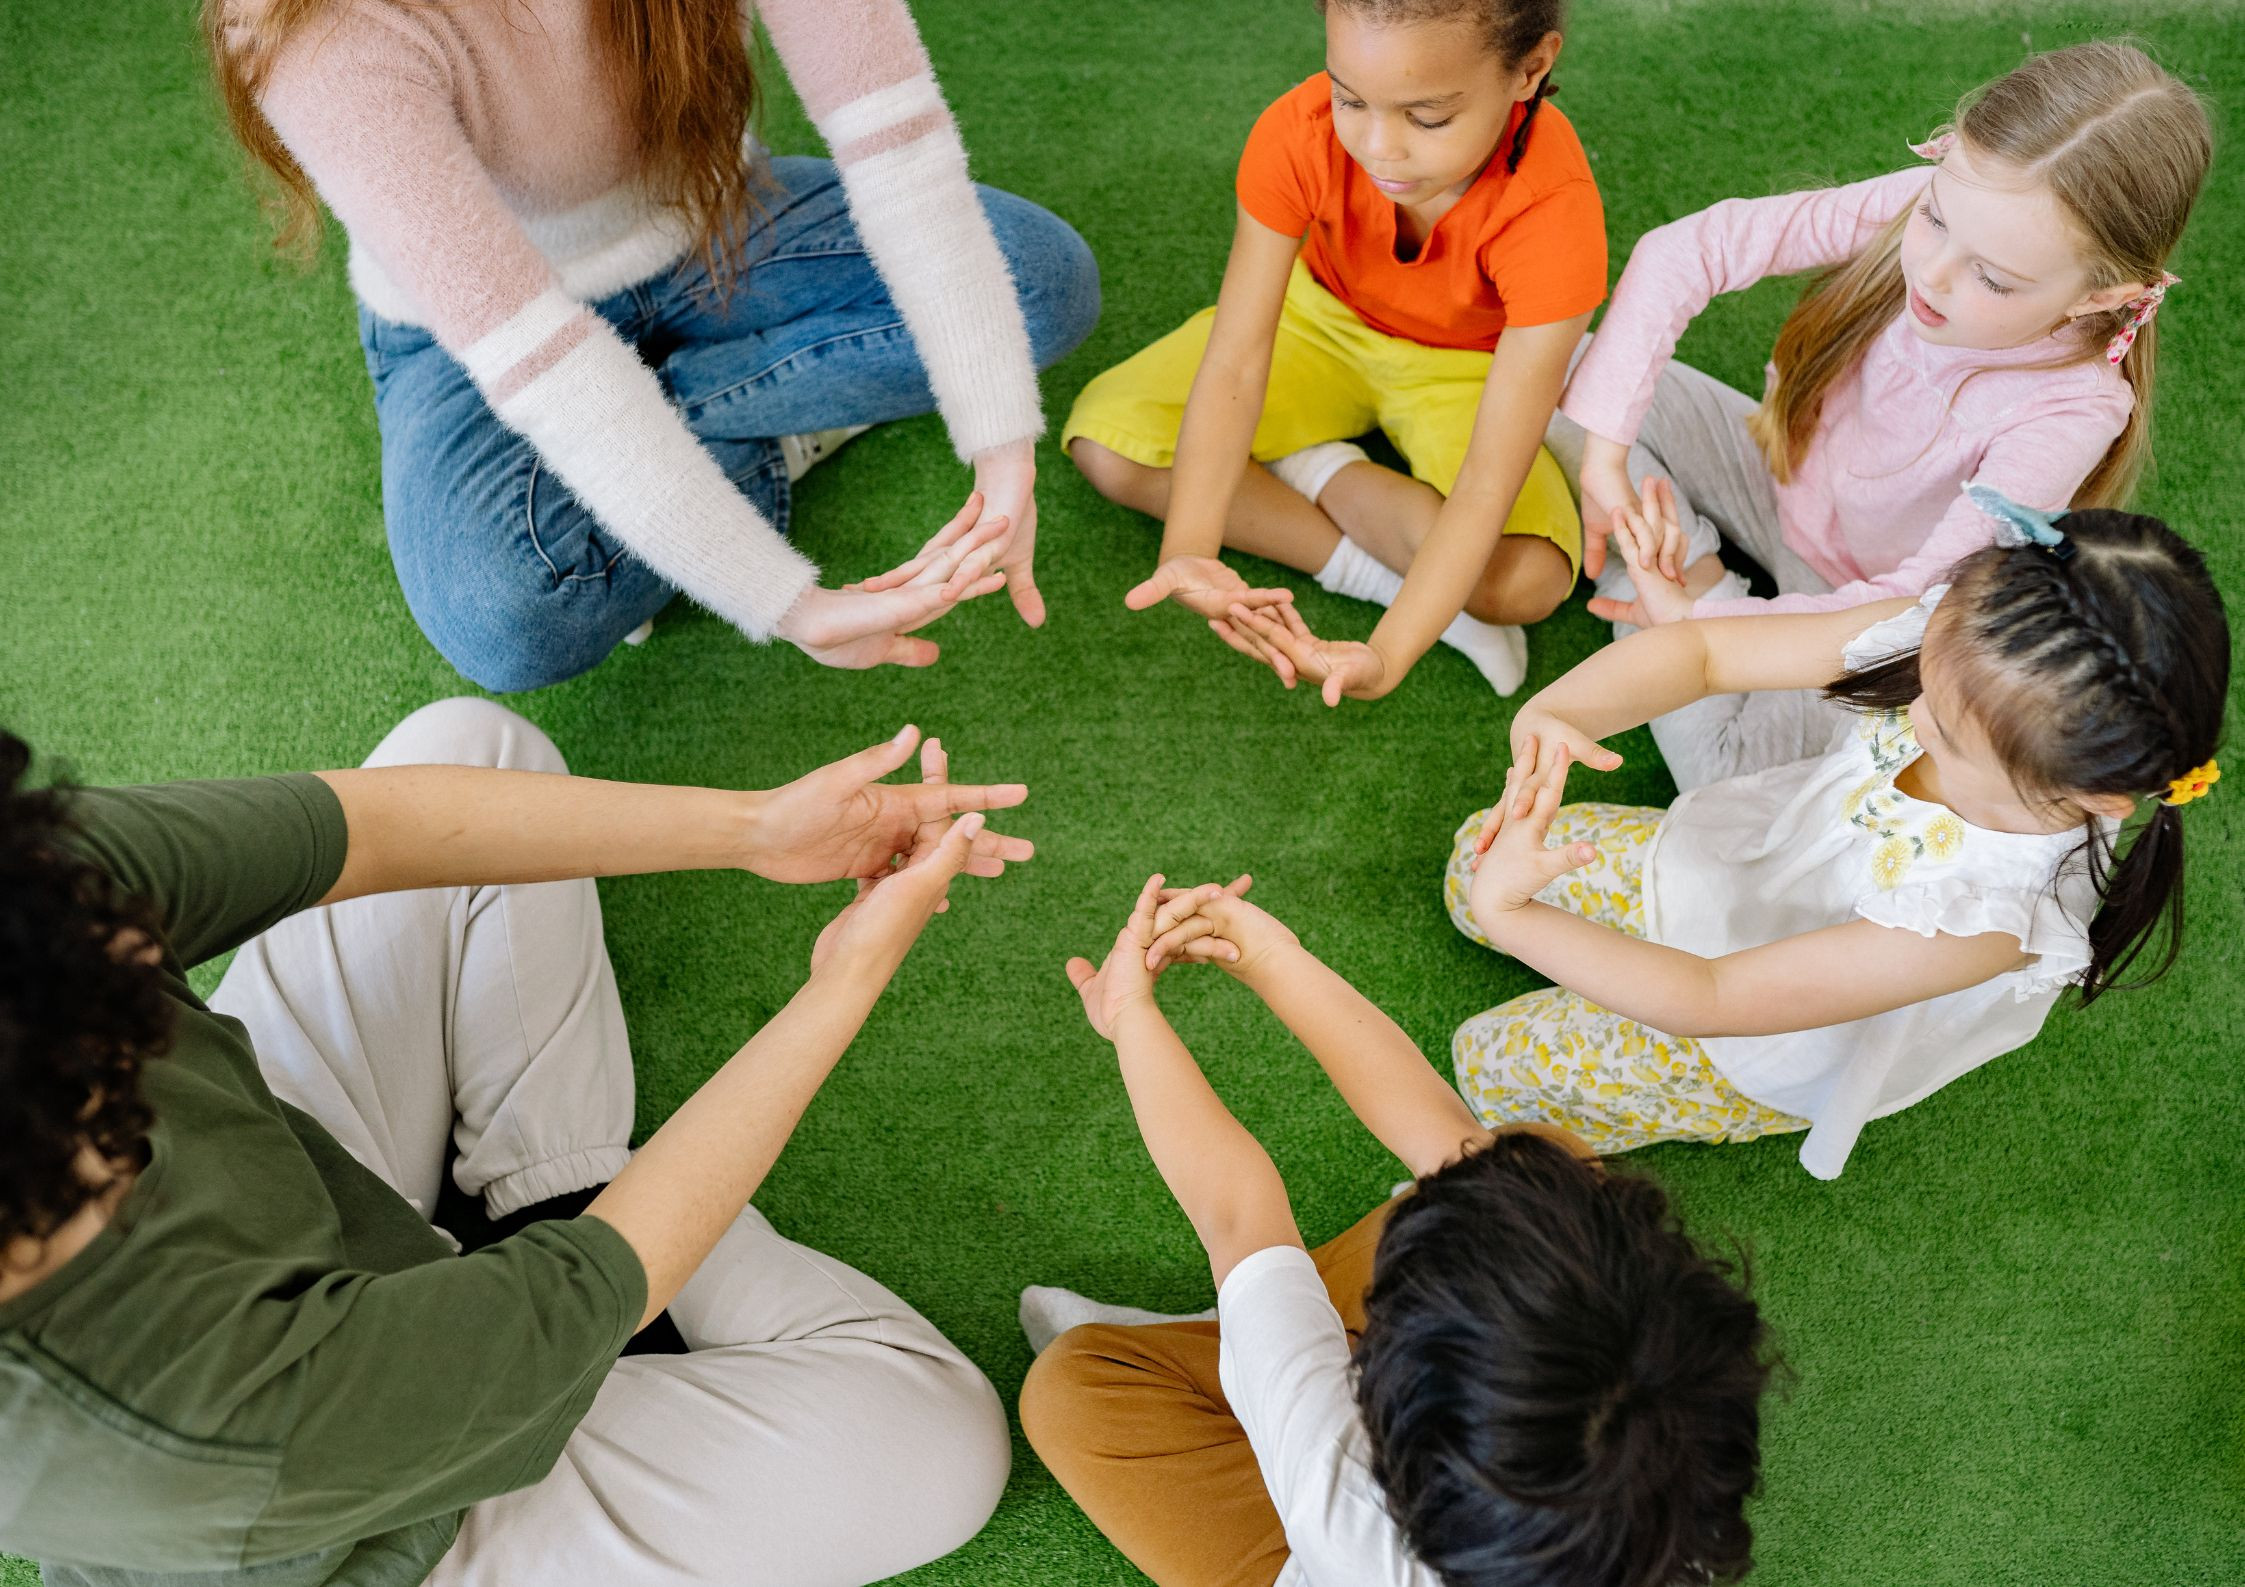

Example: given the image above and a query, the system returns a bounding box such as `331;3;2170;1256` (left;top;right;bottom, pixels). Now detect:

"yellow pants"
1442;803;1808;1153
1062;262;1582;577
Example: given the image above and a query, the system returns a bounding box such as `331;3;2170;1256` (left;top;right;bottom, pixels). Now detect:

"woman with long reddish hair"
207;0;1099;691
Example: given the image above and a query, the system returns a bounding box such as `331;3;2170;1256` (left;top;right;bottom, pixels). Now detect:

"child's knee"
1444;811;1497;944
1067;437;1166;514
1464;537;1575;625
1019;1325;1120;1471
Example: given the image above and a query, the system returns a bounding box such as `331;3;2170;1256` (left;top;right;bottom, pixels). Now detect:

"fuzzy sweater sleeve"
1561;167;1930;448
254;7;816;638
759;0;1044;460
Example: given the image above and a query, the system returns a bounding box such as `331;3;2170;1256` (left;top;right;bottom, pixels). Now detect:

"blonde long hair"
1748;40;2211;508
202;0;761;288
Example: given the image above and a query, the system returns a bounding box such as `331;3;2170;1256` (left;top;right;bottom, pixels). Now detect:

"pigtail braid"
1506;75;1552;173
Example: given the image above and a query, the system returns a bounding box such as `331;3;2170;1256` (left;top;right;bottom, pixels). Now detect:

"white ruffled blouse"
1641;589;2102;1179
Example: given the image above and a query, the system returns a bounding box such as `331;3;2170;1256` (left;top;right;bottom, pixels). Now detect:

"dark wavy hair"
1824;509;2228;1004
0;731;172;1260
1355;1132;1773;1587
1318;0;1567;173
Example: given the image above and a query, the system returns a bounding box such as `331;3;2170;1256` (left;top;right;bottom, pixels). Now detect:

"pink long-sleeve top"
1561;168;2134;618
246;0;1045;640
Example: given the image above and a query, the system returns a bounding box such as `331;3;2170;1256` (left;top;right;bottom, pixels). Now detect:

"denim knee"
984;190;1101;371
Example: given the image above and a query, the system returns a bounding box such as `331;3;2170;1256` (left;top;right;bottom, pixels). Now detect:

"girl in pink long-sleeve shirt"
1546;40;2208;790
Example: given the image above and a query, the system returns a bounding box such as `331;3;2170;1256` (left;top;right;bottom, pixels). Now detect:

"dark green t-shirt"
0;776;647;1586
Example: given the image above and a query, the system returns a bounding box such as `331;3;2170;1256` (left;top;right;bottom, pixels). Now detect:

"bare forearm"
314;766;763;904
1479;901;1724;1036
1368;478;1519;677
1525;623;1718;741
1113;1001;1299;1274
586;962;887;1327
1239;944;1482;1176
1160;358;1271;560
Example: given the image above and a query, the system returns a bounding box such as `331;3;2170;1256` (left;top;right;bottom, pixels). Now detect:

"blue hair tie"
1965;483;2075;562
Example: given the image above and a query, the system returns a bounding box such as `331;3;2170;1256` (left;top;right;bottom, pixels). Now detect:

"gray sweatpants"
1546;342;1846;790
210;697;1009;1587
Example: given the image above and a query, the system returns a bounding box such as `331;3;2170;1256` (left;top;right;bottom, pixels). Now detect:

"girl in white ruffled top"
1444;488;2227;1178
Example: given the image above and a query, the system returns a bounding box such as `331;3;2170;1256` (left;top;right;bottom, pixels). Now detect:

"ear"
2066;278;2151;322
2078;790;2140;822
1511;31;1562;100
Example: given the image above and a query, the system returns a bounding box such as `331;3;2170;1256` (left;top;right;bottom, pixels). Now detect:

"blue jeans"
363;157;1101;692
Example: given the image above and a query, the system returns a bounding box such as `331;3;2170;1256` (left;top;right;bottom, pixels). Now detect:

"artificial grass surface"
3;1;2242;1583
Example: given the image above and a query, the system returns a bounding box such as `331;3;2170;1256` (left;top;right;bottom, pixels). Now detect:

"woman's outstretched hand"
808;806;987;983
778;492;1010;669
968;438;1046;628
751;727;1031;886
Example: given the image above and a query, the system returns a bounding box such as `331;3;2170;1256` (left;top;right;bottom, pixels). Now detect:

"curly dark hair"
0;730;173;1258
1355;1132;1774;1587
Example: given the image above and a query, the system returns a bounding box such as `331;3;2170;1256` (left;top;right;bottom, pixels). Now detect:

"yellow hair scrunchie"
2163;759;2221;807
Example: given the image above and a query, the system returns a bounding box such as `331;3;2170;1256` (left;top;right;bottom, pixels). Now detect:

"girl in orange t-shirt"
1064;0;1605;704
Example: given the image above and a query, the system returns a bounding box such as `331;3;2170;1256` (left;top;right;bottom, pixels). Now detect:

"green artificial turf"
4;2;2243;1583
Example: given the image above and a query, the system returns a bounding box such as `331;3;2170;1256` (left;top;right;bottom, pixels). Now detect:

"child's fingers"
1234;586;1296;610
1128;872;1165;942
920;735;948;786
1230;605;1310;685
1151;882;1226;940
1582;514;1610;578
1541;841;1598;887
1224;872;1253;897
1585;594;1646;627
1179;937;1241;963
1511;731;1541;785
1146;911;1224;970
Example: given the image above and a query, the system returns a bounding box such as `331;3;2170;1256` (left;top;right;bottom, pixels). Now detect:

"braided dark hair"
1825;511;2228;1002
1318;0;1567;172
0;731;172;1260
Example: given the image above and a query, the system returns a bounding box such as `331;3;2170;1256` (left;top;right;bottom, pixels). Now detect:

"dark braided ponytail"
1825;511;2228;1003
1319;0;1568;172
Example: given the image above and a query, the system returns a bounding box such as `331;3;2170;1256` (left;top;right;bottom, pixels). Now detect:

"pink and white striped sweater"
250;0;1045;640
1562;168;2135;618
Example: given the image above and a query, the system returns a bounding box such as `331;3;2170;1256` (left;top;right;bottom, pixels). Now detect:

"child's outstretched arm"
1142;880;1498;1179
1225;313;1592;707
1123;209;1307;669
1066;874;1302;1285
1508;546;1920;787
1362;315;1591;690
1473;752;2033;1039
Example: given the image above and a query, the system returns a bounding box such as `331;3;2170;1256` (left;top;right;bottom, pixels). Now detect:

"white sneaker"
621;619;654;647
778;424;875;484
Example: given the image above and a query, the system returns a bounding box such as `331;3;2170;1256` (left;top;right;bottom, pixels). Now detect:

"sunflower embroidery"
1870;836;1915;890
1846;709;1969;889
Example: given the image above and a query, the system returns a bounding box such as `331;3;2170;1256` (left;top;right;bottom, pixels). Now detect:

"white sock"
1019;1285;1217;1356
1313;536;1530;697
778;424;875;484
1266;440;1369;504
621;618;654;646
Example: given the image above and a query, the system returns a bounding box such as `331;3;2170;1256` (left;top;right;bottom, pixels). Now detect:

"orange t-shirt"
1235;73;1607;352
